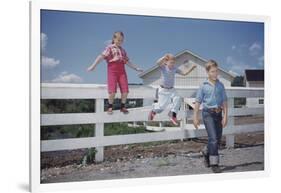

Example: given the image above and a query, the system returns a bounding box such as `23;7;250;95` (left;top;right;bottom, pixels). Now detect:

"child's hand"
222;116;228;128
136;67;144;72
164;53;172;61
87;66;94;72
193;117;200;129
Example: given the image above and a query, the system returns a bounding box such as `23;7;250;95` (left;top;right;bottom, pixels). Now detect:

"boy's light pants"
152;87;182;114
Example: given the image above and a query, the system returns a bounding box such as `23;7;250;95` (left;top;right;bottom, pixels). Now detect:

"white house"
244;69;264;108
138;49;235;109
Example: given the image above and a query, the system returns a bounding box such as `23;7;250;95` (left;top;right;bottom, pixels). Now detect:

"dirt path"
41;131;264;168
41;144;264;183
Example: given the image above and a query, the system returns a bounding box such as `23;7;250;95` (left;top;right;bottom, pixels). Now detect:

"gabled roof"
138;49;235;80
245;69;264;81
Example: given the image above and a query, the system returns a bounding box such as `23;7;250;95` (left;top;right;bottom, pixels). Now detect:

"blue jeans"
202;109;223;165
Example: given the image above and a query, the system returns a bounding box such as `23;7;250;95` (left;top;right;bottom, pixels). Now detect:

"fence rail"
41;83;264;162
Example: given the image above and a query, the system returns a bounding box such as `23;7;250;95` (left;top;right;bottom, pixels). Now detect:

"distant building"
244;69;264;107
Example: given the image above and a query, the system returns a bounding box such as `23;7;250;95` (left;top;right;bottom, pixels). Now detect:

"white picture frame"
29;0;270;192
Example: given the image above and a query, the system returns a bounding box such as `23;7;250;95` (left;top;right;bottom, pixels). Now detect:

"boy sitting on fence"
148;53;196;125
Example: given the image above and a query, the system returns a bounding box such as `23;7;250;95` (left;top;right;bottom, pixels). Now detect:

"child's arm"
193;85;204;129
126;61;143;72
178;64;197;76
221;84;228;128
193;102;200;129
221;101;228;128
87;55;104;72
156;54;170;67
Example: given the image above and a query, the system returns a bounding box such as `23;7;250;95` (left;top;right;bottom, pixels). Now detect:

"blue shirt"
195;79;227;109
160;65;182;88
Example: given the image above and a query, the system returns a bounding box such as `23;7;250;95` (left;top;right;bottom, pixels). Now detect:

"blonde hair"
205;59;218;71
111;31;124;44
166;53;175;61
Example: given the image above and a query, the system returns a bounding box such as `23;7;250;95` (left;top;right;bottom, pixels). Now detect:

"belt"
205;107;222;113
160;85;174;89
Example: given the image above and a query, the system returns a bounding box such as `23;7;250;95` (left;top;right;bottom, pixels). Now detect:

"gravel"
41;145;264;184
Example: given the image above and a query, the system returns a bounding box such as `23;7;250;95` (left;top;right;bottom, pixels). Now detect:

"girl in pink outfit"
87;31;143;114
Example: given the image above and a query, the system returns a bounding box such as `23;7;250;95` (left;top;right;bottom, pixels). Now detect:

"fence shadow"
220;161;263;172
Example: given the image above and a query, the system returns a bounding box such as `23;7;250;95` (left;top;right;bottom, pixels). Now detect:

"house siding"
246;81;264;108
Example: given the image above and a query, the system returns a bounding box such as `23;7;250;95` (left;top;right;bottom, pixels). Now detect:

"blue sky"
41;10;264;84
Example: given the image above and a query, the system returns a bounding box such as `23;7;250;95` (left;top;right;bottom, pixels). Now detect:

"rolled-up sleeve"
195;85;204;103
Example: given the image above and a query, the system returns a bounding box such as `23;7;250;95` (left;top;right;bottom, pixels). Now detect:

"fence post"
143;121;147;127
180;99;186;141
133;121;137;128
159;121;163;128
95;98;104;162
226;98;235;148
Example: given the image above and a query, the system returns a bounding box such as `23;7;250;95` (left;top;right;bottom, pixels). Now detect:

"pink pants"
107;62;129;94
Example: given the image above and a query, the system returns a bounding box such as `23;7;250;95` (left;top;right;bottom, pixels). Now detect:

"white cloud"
232;42;262;56
226;56;245;67
231;44;248;55
226;56;252;75
228;42;264;73
258;55;264;66
226;56;235;65
41;32;60;69
228;70;239;77
249;42;262;56
41;33;48;53
41;56;60;68
52;71;83;83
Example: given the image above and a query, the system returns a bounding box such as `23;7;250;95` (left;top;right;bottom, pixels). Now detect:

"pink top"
102;44;129;65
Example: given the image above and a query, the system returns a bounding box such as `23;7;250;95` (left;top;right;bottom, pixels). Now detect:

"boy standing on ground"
193;60;228;173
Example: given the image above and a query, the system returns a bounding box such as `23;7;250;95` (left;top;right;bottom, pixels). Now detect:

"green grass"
104;123;149;136
41;124;96;140
41;122;152;140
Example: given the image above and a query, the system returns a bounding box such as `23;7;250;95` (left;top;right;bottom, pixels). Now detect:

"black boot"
202;151;210;168
211;165;221;173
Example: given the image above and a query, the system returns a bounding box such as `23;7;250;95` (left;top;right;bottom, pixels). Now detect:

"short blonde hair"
166;53;175;61
205;60;218;71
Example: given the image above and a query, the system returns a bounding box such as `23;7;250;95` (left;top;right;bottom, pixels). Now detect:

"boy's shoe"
148;111;156;121
170;116;178;126
120;107;129;114
211;165;221;173
201;151;210;168
107;107;113;115
168;111;178;126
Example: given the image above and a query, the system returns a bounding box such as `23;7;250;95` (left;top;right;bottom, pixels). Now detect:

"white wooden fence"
41;83;264;162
